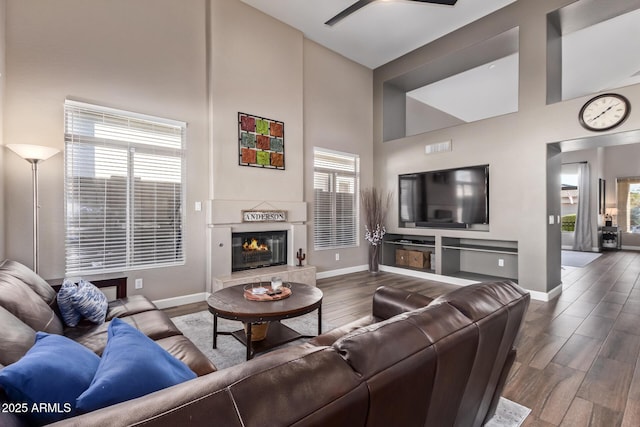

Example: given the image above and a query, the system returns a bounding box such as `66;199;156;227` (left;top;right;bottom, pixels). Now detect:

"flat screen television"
398;165;489;229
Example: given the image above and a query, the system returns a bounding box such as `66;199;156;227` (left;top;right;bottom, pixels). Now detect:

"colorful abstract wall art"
238;112;285;170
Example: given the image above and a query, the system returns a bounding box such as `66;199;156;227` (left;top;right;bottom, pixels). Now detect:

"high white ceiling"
240;0;640;136
240;0;517;69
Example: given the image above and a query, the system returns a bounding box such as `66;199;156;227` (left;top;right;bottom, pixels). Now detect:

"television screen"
399;165;489;228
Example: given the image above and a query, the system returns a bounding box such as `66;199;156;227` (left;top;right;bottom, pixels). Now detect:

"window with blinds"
617;177;640;234
64;100;186;275
313;148;359;250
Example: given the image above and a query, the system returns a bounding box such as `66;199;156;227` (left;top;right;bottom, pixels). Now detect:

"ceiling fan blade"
412;0;458;4
325;0;377;26
325;0;458;27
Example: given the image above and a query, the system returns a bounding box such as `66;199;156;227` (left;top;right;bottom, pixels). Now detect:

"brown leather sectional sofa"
0;258;530;426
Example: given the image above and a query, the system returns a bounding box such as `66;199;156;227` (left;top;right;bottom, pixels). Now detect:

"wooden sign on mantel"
242;210;287;223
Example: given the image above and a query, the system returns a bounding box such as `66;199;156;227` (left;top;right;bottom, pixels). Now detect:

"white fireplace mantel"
207;199;309;293
208;199;307;226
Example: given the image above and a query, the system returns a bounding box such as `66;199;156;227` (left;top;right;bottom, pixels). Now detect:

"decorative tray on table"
243;283;292;301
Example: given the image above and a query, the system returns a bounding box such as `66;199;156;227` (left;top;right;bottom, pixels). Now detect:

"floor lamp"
7;144;60;274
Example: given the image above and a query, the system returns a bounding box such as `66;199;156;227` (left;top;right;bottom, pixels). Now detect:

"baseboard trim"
153;292;208;309
316;264;368;280
526;283;563;302
621;245;640;251
561;246;600;252
379;265;476;286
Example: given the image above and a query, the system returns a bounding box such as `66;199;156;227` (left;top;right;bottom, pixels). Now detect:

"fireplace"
232;230;287;272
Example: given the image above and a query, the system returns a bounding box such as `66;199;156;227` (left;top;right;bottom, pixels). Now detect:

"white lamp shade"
7;144;60;162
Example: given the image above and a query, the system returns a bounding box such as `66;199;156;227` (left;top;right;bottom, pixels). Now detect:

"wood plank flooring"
165;250;640;427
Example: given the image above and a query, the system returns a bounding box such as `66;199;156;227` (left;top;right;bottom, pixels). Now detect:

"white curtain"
573;163;592;251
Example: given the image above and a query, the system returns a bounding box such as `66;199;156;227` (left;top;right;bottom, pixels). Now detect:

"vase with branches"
361;188;392;273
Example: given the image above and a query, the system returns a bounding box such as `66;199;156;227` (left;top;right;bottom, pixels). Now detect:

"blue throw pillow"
0;332;100;425
71;280;108;324
76;318;196;413
57;279;82;327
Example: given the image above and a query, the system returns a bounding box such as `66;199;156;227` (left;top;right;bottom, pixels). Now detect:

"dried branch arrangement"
360;188;392;246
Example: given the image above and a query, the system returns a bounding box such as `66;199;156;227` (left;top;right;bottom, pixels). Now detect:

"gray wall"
207;1;373;275
303;39;373;273
2;0;374;300
547;145;562;290
209;0;304;203
373;0;640;294
3;0;209;299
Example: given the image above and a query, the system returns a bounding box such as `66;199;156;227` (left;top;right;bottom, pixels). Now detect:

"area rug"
561;250;602;267
172;310;332;370
173;311;531;426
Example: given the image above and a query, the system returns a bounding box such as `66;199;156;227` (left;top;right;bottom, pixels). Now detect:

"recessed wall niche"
382;27;519;142
547;1;640;104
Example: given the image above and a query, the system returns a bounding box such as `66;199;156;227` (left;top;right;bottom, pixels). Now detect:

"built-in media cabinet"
382;234;518;283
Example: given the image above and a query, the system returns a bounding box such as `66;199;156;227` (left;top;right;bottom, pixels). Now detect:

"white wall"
373;0;640;293
303;39;373;272
4;0;209;300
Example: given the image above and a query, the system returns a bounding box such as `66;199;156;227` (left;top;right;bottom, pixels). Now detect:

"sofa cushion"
308;315;375;347
0;272;63;334
71;280;108;324
76;318;196;413
228;345;369;427
0;259;58;310
0;332;100;425
154;335;217;376
371;286;434;320
0;307;36;366
429;280;529;322
57;279;82;327
65;309;184;355
106;295;157;320
427;280;530;427
333;303;477;427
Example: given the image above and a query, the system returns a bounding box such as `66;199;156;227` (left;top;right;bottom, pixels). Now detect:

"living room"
2;0;640;425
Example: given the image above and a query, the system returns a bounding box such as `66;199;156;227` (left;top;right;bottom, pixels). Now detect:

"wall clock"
579;93;630;132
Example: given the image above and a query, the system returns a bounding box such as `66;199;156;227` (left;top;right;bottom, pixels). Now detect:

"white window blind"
64;100;186;275
313;148;359;250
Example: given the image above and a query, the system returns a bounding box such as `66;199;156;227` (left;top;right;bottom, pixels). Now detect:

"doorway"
548;129;640;279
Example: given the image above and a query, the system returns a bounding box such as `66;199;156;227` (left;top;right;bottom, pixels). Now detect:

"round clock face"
579;93;630;131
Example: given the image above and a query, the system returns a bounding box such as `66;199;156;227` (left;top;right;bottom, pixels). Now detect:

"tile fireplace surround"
208;200;314;292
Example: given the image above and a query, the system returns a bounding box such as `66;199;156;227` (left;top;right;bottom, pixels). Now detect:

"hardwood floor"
165;249;640;427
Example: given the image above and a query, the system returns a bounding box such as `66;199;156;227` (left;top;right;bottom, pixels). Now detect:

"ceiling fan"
325;0;459;26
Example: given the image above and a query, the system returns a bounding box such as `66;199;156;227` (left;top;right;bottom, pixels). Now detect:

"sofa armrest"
371;286;434;321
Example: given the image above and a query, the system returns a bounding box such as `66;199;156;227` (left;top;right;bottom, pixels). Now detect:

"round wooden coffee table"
207;282;323;360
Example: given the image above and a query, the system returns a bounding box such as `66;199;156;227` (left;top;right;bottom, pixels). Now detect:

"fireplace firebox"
232;230;287;272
